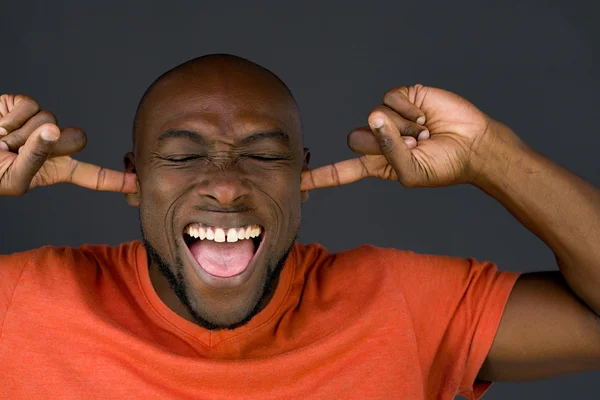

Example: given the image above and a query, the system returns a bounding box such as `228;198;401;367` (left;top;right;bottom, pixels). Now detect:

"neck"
148;260;196;323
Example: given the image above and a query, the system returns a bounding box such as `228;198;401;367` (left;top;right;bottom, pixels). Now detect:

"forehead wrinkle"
157;130;294;157
238;131;290;146
134;58;304;157
157;129;210;145
154;104;299;142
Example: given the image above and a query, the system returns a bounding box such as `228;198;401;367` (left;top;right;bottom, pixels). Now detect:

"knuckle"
377;136;396;153
382;86;404;103
358;157;371;177
397;86;411;100
17;95;40;111
370;105;389;117
79;130;88;148
3;136;17;149
329;165;341;186
96;167;107;191
399;178;417;188
411;84;428;102
407;122;422;136
37;110;57;124
29;147;49;162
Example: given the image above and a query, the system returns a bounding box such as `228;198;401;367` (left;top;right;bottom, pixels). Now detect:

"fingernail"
418;130;430;140
0;127;7;136
41;128;59;142
416;116;426;126
369;115;385;129
0;141;8;151
403;137;416;148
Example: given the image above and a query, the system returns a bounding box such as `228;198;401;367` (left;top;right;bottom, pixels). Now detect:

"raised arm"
301;85;600;381
472;120;600;381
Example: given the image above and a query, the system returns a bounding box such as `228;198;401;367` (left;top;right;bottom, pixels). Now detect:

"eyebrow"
239;130;289;145
157;129;290;146
157;130;209;145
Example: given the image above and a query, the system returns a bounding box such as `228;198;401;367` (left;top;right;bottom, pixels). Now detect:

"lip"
179;213;267;289
181;212;265;233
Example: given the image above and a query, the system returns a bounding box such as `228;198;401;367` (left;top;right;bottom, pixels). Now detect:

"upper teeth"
185;224;262;243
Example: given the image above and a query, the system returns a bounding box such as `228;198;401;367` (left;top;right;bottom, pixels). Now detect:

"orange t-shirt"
0;241;519;399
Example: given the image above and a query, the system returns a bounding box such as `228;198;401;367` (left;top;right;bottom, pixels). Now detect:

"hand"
0;94;137;196
301;85;519;190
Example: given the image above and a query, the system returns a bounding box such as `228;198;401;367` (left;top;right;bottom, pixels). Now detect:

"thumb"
8;123;60;194
368;112;416;184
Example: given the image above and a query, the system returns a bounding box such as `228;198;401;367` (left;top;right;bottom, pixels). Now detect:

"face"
125;62;308;330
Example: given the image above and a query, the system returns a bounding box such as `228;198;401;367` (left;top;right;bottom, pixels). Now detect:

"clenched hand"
301;85;515;190
0;94;137;196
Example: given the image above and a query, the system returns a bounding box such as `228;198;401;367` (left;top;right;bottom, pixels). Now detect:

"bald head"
132;54;301;150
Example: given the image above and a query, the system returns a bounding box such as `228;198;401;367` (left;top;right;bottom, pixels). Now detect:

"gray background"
1;0;598;398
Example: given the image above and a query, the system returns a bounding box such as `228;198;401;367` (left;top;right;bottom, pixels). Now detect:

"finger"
383;86;427;125
60;160;138;193
368;112;416;180
1;110;57;150
48;127;87;157
372;105;428;139
0;95;40;136
9;123;60;194
301;156;383;190
0;108;87;157
10;128;87;159
348;126;417;155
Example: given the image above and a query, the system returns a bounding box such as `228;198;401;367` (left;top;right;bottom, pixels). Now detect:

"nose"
195;169;251;207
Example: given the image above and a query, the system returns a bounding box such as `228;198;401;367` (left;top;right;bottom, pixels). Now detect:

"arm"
474;122;600;380
300;84;600;382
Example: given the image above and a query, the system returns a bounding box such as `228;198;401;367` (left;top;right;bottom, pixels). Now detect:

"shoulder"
0;241;144;280
291;242;429;290
292;242;508;290
292;241;453;274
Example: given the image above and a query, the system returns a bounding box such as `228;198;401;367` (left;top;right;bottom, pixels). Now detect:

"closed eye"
244;154;290;162
250;156;284;161
164;155;204;162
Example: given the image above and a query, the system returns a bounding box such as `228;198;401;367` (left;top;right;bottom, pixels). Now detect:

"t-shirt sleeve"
383;249;520;400
0;251;32;336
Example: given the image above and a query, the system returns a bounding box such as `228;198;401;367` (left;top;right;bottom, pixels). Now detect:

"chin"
143;218;296;331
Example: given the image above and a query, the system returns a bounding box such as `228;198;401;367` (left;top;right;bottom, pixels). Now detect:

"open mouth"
183;223;265;279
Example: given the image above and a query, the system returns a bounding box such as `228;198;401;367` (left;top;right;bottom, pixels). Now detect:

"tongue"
189;240;255;278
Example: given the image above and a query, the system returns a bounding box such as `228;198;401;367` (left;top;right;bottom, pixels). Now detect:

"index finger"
63;160;138;193
301;157;375;191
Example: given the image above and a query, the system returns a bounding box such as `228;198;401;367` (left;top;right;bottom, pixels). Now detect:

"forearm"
473;122;600;315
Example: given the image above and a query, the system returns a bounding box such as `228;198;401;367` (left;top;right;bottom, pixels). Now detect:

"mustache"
192;204;253;213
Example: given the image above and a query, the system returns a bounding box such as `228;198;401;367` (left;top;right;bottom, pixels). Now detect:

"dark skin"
0;55;599;383
125;58;309;328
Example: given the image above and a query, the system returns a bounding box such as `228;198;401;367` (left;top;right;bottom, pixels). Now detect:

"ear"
123;152;141;208
301;147;310;203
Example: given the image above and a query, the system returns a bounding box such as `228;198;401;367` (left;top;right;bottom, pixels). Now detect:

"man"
0;54;598;399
